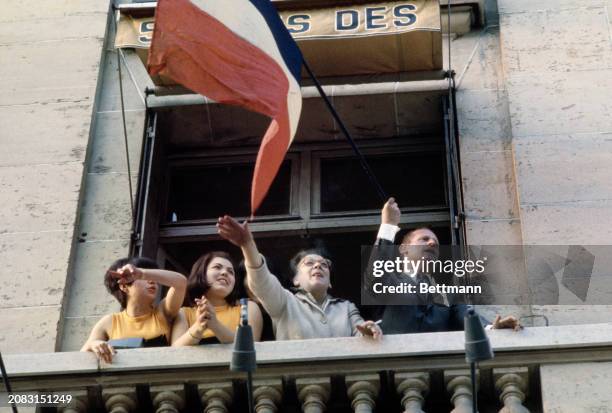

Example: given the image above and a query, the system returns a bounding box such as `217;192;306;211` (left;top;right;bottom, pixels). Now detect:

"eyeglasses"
300;258;332;270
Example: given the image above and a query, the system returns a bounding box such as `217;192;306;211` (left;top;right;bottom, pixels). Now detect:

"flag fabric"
148;0;303;216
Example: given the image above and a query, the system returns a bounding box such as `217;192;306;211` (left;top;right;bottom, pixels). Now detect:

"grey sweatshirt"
246;255;364;340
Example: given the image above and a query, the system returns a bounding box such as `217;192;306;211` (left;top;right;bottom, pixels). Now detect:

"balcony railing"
3;323;612;412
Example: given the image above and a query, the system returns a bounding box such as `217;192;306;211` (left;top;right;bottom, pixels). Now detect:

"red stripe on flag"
251;103;290;217
148;0;289;118
148;0;295;216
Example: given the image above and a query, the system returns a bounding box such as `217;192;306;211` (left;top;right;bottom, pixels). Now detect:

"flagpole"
301;58;388;202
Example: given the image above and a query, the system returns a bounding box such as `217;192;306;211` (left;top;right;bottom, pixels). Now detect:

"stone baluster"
296;377;331;413
103;387;137;413
151;385;185;413
494;368;530;413
199;382;233;413
346;374;380;413
253;379;283;413
58;390;87;413
395;372;429;413
445;370;478;413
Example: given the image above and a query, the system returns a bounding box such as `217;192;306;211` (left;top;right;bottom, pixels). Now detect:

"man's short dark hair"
400;226;436;245
104;257;159;310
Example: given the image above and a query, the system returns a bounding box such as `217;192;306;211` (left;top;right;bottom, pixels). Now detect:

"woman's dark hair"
235;260;249;300
289;248;332;277
104;256;159;310
185;251;239;307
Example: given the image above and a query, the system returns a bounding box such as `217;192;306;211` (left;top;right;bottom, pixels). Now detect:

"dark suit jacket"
367;236;486;334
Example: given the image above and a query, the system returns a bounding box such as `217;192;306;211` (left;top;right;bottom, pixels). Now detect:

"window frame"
155;136;452;243
161;152;301;225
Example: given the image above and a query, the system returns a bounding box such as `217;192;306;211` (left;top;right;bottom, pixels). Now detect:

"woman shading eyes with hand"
81;257;187;363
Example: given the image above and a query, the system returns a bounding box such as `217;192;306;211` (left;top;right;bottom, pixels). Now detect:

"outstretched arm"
377;197;401;243
217;216;289;318
365;198;402;294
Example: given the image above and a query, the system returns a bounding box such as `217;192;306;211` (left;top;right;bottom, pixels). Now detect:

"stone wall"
497;0;612;324
58;28;147;350
0;0;110;354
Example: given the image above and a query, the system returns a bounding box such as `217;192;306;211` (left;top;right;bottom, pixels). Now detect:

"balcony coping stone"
4;322;612;378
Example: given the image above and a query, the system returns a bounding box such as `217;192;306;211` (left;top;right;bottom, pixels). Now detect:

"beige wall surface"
495;0;612;324
0;1;110;353
58;31;148;350
541;362;612;412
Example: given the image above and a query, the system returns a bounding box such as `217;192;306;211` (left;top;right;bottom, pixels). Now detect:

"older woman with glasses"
217;215;382;341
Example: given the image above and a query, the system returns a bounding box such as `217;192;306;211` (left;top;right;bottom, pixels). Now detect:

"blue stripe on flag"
247;0;303;82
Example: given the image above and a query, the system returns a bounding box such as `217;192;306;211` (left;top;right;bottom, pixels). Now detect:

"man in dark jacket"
369;198;521;334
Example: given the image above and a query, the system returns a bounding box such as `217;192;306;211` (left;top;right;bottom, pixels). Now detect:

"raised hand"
217;215;253;247
382;197;401;226
109;264;144;285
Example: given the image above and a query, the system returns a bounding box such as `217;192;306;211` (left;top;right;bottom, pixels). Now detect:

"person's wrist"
244;251;264;269
381;217;399;224
207;317;220;329
189;326;203;340
242;238;256;251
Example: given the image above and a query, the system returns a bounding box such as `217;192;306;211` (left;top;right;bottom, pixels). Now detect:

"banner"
115;0;442;77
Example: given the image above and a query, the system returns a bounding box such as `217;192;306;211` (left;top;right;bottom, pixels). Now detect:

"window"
165;159;296;223
135;117;454;308
315;150;447;214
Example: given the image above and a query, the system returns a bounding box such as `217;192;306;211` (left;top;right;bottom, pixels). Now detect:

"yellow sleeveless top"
110;309;170;346
183;304;241;340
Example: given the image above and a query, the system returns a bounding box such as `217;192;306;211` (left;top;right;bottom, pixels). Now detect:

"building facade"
1;0;612;411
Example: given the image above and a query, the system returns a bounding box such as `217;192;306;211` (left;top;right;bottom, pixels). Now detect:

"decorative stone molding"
199;382;234;413
346;374;380;413
445;370;478;413
253;379;283;413
296;377;331;413
395;372;429;413
103;387;137;413
494;367;530;413
150;384;185;413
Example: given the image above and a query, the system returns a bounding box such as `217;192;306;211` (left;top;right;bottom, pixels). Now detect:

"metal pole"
247;371;254;413
470;361;478;413
301;58;387;203
130;112;157;257
0;351;18;413
443;97;458;246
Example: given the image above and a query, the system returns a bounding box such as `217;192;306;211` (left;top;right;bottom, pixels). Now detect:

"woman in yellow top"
81;257;187;363
172;251;262;346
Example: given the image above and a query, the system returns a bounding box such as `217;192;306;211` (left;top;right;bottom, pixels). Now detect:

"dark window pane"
166;161;291;221
320;152;447;212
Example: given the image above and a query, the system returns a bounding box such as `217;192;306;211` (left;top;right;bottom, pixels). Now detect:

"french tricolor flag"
148;0;303;216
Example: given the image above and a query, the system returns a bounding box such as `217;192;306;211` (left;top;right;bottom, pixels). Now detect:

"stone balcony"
3;323;612;412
